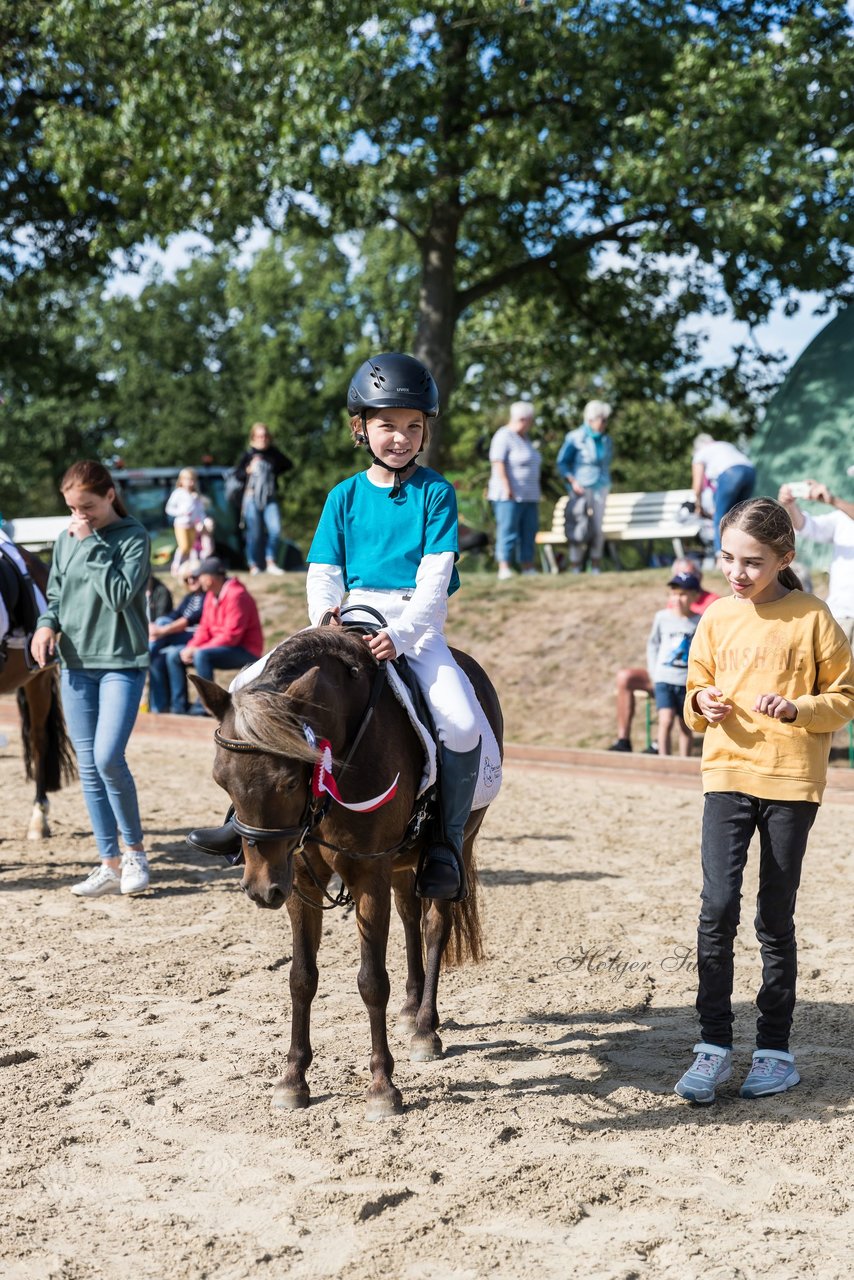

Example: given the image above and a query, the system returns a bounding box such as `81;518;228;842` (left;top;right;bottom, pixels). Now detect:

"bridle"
212;606;408;859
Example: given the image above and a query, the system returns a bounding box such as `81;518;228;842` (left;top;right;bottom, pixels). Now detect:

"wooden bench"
535;489;703;573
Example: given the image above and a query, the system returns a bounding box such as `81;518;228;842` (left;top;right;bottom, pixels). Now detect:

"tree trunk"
414;203;460;468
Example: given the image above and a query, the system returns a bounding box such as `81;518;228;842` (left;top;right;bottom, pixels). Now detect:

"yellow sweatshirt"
685;591;854;803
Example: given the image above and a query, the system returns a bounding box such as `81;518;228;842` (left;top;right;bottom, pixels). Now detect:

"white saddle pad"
385;664;502;812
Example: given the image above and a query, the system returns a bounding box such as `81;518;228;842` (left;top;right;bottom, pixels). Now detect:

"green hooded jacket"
37;517;151;669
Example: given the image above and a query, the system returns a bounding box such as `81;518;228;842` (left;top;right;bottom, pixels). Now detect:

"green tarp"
752;305;854;567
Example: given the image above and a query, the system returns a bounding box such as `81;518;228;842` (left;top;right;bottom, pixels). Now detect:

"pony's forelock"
231;687;320;763
230;628;375;761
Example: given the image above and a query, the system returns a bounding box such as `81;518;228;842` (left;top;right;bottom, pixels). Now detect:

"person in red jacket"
166;556;263;715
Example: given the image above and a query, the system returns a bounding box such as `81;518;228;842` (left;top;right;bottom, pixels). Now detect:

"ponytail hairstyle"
60;460;127;518
719;497;802;591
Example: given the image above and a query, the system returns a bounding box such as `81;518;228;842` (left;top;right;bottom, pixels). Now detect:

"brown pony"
0;547;75;838
191;625;503;1121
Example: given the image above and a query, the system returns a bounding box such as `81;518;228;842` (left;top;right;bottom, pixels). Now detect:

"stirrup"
415;842;467;902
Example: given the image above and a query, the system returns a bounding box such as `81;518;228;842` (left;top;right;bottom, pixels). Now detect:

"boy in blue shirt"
647;571;701;756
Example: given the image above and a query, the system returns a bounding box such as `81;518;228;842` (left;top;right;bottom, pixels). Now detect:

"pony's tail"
442;842;483;967
17;673;77;791
779;565;803;591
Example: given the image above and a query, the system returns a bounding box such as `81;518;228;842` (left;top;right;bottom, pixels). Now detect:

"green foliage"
29;0;854;464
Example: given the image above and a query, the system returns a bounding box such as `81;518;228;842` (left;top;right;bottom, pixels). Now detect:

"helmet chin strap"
358;413;422;495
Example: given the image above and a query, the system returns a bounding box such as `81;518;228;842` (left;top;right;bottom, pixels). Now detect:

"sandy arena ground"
1;725;852;1280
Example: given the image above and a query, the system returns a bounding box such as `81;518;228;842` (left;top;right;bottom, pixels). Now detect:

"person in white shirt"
691;434;755;556
165;468;207;575
487;401;542;580
779;478;854;644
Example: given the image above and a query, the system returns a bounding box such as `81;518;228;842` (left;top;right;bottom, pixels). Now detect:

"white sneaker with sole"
71;863;121;898
674;1042;733;1103
266;560;285;575
739;1050;800;1098
121;851;150;896
497;567;514;581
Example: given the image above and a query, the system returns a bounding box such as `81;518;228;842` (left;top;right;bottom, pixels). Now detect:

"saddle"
0;540;44;672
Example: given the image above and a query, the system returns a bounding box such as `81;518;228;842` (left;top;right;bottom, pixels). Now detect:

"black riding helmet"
348;353;439;494
347;353;440;418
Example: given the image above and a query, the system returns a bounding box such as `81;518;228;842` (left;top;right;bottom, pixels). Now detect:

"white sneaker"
266;560;285;575
497;567;514;581
249;565;262;576
121;851;150;896
71;863;121;898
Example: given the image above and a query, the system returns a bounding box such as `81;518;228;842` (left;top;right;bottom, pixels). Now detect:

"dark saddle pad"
0;541;42;638
391;653;439;745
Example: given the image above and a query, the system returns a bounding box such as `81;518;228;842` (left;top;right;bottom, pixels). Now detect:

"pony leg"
393;873;425;1035
27;798;50;840
409;900;454;1062
272;892;323;1111
19;668;70;842
352;876;402;1120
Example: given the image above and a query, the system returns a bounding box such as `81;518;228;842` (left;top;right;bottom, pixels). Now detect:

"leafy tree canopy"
32;0;854;461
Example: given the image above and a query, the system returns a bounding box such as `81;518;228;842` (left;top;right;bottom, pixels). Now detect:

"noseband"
213;627;391;848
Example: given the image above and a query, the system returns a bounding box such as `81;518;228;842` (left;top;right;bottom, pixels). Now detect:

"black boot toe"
186;821;243;861
415;847;462;901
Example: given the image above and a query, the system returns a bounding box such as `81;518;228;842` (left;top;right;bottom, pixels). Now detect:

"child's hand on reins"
754;692;797;721
365;630;397;661
696;687;732;723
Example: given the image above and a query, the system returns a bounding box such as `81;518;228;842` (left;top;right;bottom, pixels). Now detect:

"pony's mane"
230;628;375;760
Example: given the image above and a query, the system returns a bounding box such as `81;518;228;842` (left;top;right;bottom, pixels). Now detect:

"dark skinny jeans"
696;790;817;1052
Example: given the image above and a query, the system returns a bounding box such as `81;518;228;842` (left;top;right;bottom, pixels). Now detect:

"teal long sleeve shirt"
37;516;151;669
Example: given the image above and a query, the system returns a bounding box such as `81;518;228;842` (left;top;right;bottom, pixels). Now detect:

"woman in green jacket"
32;461;151;898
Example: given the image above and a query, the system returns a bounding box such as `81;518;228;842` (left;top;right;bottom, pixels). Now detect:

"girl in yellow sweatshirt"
674;497;854;1104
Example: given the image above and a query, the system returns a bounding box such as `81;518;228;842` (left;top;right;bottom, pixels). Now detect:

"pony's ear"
284;666;321;711
188;674;232;722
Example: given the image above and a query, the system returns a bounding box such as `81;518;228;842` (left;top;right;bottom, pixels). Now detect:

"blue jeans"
243;500;281;569
61;668;146;861
713;465;756;553
165;644;258;701
696;791;817;1051
148;632;190;713
492;500;539;565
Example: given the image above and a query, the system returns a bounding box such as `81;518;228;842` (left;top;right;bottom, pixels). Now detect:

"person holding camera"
778;478;854;644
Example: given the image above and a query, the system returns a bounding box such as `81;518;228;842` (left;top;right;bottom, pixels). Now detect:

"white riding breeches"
344;589;480;753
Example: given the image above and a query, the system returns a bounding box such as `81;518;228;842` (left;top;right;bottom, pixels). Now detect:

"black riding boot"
415;739;482;902
186;807;244;865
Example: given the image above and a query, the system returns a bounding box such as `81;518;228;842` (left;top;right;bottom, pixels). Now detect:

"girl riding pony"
190;353;482;901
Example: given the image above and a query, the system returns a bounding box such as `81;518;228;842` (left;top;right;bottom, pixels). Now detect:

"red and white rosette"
311;738;399;813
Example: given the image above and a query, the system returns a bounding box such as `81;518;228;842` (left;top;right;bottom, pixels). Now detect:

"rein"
213;620;423;888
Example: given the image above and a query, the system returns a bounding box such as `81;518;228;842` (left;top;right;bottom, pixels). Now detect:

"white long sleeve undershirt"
306;552;455;656
306;562;346;626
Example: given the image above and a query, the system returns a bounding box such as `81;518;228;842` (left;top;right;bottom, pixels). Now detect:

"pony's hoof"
365;1089;403;1122
396;1011;418;1036
410;1033;443;1062
271;1081;310;1110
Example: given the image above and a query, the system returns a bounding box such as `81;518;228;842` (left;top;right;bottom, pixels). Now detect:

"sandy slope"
1;728;852;1280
